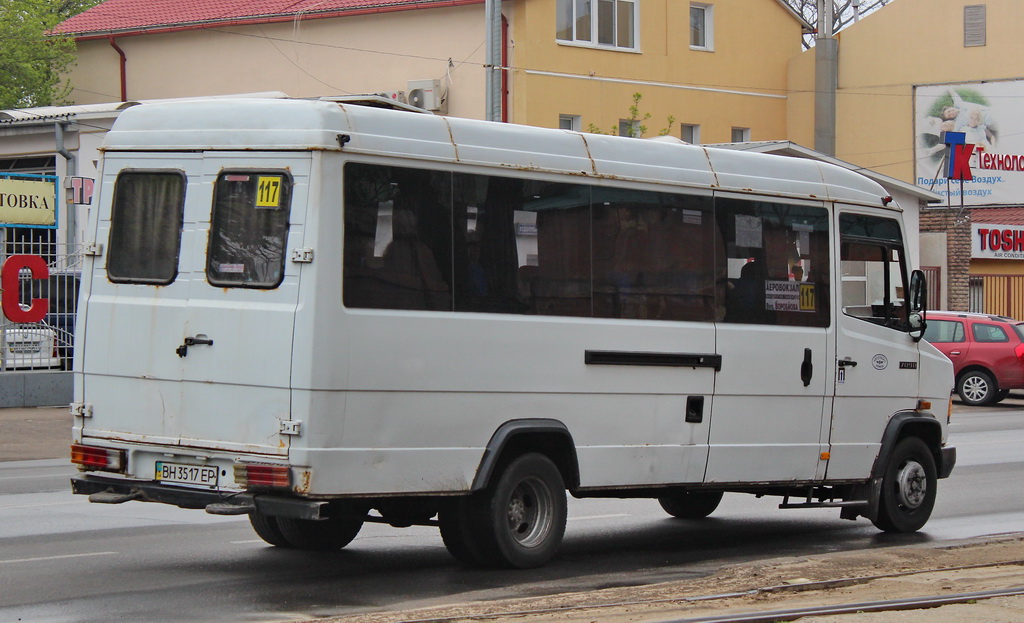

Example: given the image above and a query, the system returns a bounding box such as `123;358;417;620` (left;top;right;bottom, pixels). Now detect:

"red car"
923;311;1024;406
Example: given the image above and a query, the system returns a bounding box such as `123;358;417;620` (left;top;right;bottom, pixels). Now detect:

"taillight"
71;444;125;472
1015;343;1024;363
234;463;291;489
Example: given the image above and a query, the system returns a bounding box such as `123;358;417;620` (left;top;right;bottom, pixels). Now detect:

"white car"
2;324;62;370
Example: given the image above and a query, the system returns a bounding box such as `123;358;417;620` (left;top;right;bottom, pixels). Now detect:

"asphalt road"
0;400;1021;622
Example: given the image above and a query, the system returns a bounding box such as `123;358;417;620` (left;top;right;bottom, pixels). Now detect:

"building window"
559;114;582;131
619;119;642;137
557;0;638;51
964;5;986;47
681;124;700;144
690;3;713;50
731;127;750;142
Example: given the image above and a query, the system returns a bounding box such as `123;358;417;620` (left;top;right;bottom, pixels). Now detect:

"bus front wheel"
872;437;937;533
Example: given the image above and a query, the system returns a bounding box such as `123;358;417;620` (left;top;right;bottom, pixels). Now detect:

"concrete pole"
485;0;502;122
814;0;838;156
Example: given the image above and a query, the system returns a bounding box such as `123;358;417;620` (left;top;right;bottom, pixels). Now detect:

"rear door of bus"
80;152;309;457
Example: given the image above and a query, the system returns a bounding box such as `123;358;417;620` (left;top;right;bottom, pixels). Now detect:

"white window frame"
690;3;713;51
731;127;750;143
556;0;640;52
559;114;582;131
681;123;701;144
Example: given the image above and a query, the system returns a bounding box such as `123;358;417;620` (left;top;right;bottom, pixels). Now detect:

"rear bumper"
70;474;327;520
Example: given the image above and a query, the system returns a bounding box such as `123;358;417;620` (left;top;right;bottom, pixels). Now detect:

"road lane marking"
0;551;118;565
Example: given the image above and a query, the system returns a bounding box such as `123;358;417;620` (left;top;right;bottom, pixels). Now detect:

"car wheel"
994;389;1011;403
658;491;724;519
957;370;997;406
871;437;937;533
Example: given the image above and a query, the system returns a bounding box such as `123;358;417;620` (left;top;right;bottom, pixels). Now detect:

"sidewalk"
0;405;71;462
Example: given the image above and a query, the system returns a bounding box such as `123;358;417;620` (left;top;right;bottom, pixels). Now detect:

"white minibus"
70;98;955;568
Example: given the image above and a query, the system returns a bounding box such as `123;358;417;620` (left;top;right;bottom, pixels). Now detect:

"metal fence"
0;241;82;372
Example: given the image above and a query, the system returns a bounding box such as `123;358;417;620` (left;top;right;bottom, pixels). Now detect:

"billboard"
915;80;1024;206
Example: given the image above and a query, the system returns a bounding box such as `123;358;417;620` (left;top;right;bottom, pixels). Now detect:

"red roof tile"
56;0;481;38
970;207;1024;226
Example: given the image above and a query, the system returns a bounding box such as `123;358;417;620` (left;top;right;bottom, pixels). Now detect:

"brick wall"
920;207;971;311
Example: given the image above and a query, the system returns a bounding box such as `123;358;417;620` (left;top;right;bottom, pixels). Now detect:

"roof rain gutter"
108;36;127;102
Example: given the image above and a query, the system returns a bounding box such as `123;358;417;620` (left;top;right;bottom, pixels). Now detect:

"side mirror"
908;270;927;342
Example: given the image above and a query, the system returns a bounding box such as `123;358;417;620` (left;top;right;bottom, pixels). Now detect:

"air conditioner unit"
376;91;407;104
407;79;446;114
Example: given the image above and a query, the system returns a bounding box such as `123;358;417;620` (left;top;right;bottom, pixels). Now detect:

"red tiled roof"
970;207;1024;226
56;0;481;38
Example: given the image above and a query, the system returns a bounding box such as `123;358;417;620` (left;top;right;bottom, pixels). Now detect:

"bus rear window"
207;172;292;288
107;171;186;284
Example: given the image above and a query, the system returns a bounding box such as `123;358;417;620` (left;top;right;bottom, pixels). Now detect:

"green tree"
587;93;676;138
0;0;99;109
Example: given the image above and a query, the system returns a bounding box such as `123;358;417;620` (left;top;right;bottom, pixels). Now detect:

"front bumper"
939;446;956;479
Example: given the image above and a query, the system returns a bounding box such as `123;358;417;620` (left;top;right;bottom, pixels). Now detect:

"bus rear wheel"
658;491;724;519
443;453;567;568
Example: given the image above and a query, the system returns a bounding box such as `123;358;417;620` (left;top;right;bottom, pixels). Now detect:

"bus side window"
839;214;908;330
718;197;830;327
343;163;452;311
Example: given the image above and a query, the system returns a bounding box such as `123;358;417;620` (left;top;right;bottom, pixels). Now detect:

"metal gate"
969;274;1024;319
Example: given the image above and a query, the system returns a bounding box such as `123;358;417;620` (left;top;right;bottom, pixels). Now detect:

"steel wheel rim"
895;459;927;509
963;376;989;402
506;476;554;548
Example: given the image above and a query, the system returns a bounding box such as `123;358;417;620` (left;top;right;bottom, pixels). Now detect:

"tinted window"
973;323;1009;343
593;188;716;321
207;172;292;288
107;171;186;284
343;164;453;311
718;198;830;327
923;319;965;342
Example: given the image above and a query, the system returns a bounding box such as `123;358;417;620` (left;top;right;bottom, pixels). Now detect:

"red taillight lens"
1016;343;1024;363
234;463;291;489
71;444;125;471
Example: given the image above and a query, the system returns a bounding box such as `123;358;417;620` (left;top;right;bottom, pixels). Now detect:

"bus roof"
102;98;892;208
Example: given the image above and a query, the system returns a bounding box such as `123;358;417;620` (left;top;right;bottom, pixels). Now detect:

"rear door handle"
837;358;858;368
176;334;213;357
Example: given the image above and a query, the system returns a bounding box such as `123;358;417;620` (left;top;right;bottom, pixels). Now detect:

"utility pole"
485;0;502;122
814;0;838;156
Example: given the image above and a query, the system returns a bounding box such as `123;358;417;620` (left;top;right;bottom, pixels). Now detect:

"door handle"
837;358;858;368
176;334;213;358
950;350;961;355
801;348;813;387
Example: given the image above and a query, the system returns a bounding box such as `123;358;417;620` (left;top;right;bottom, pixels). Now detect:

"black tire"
275;514;364;551
872;437;937;533
994;389;1011;403
658;491;724;519
462;453;567;569
249;511;292;547
957;370;997;406
439;498;486;565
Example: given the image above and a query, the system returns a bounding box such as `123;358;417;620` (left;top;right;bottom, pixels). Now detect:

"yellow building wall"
793;0;1024;183
509;0;803;142
67;6;487;120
